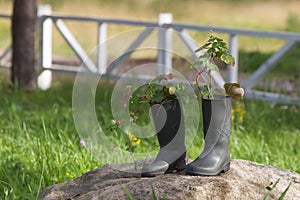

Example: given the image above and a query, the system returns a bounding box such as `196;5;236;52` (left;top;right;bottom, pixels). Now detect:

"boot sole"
141;154;186;177
166;157;186;174
186;162;230;176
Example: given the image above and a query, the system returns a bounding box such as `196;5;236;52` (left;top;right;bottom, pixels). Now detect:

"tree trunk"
11;0;37;90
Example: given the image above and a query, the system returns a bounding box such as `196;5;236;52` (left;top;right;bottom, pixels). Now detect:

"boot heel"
175;159;186;171
167;160;186;174
221;162;230;173
166;154;186;174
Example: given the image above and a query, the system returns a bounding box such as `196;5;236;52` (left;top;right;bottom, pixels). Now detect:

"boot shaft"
202;97;232;138
151;98;185;148
141;98;186;176
185;97;232;176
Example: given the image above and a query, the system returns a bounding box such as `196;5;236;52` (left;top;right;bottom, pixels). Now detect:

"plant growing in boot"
186;32;244;176
129;75;187;177
192;31;244;100
107;73;187;177
109;31;244;177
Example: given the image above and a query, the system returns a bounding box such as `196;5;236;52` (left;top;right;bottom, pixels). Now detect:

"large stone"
39;159;300;199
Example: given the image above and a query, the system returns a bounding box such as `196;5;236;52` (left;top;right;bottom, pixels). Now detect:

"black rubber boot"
186;97;232;176
141;98;186;177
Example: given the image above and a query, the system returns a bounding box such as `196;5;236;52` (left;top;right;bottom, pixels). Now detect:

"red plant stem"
195;67;206;93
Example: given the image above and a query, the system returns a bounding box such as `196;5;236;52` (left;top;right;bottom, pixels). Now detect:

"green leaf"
151;90;165;104
278;182;292;200
200;84;212;98
221;53;235;66
151;185;158;200
193;56;209;67
215;37;223;42
207;63;219;71
123;186;135;200
195;42;212;52
218;41;227;48
271;178;281;190
194;47;202;52
263;194;270;200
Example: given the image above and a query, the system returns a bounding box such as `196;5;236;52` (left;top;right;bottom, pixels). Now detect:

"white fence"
0;5;300;104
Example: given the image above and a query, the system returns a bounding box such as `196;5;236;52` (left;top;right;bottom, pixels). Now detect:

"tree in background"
11;0;37;90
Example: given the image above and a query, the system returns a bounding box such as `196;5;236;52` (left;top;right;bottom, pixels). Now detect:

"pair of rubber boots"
141;97;232;177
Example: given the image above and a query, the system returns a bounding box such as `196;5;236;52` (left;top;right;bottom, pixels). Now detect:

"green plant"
104;72;181;132
108;32;244;130
130;74;177;106
192;31;243;99
263;178;292;200
123;186;135;200
128;74;178;125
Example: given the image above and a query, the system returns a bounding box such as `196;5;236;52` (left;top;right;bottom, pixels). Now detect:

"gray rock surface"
39;159;300;200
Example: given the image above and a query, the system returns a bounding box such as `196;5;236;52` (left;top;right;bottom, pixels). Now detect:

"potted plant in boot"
131;32;243;176
128;76;187;177
109;31;244;177
186;31;244;176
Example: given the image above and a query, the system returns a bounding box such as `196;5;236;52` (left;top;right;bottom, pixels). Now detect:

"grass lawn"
0;1;299;199
0;73;299;199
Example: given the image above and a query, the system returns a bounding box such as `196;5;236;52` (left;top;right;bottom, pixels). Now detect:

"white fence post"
227;34;238;83
157;13;173;75
97;22;107;74
37;5;52;90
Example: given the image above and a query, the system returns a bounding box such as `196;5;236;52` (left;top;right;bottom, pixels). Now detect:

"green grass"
0;79;101;199
239;44;300;76
230;102;300;171
0;74;299;199
188;100;300;172
0;1;300;198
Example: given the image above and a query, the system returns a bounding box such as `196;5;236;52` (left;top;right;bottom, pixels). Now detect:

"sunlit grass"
0;76;299;199
0;79;100;199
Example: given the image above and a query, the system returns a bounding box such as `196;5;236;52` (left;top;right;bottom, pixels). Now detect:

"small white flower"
80;140;86;147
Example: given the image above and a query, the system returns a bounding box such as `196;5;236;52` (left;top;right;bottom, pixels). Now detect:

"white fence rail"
0;5;300;104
